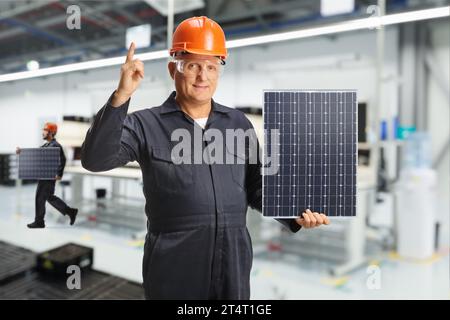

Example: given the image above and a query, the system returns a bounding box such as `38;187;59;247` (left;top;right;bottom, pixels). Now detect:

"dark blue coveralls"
81;91;301;299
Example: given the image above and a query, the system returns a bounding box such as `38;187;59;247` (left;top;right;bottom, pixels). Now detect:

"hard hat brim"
170;47;227;60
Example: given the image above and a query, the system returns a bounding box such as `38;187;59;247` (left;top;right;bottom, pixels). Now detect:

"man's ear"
168;62;176;80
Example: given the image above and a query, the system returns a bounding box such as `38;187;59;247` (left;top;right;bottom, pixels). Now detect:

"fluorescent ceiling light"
26;60;40;71
227;6;449;49
226;17;380;48
381;6;450;25
126;24;152;49
0;50;168;82
0;6;448;83
320;0;355;17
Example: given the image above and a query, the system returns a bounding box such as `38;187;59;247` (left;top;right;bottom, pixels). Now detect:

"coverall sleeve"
81;91;143;172
245;121;301;233
58;147;66;178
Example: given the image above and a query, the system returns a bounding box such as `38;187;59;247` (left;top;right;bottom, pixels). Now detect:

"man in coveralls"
81;16;330;299
17;122;78;229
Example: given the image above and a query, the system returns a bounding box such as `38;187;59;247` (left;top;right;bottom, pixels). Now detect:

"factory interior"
0;0;449;300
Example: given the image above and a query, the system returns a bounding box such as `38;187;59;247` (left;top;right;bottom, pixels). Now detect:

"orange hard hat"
169;16;227;61
43;122;57;134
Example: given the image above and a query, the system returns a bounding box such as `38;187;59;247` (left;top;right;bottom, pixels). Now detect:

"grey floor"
0;184;448;300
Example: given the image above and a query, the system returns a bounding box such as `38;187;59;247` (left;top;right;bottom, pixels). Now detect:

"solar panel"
18;148;60;180
263;90;357;217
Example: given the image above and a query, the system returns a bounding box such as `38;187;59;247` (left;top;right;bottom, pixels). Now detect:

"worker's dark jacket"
81;91;301;300
42;139;66;178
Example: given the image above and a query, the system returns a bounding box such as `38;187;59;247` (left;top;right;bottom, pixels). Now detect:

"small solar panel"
18;148;60;180
263;90;357;217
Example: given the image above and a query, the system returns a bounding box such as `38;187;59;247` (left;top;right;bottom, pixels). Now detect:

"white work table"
64;164;376;201
65;165;142;180
64;165;142;207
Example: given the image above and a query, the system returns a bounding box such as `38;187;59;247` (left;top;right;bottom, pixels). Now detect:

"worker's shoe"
68;208;78;226
27;221;45;229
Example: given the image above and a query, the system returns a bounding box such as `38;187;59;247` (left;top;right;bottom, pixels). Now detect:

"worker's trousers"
35;180;71;223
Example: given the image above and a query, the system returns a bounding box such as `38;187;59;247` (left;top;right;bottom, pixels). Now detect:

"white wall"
427;19;450;220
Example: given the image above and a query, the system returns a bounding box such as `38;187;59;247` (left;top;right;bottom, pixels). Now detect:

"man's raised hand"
111;42;144;107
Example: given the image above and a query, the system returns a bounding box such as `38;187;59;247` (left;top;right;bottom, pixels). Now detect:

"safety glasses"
174;59;224;80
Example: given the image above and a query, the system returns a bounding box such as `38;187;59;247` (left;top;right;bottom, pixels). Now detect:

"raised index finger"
126;42;135;63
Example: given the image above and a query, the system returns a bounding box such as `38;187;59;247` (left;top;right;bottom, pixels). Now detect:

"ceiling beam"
0;0;56;19
0;0;142;41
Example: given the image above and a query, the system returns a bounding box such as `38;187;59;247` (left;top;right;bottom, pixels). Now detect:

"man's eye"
187;63;199;70
207;65;217;72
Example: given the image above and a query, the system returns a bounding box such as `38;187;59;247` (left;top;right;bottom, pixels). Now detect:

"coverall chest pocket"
151;146;193;194
226;145;247;190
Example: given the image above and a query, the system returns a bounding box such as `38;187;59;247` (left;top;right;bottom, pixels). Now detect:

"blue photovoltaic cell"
18;148;60;180
263;90;357;217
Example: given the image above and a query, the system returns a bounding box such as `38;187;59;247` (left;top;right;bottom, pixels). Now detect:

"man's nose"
197;67;208;81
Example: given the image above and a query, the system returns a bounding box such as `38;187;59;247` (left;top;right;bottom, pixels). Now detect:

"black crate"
0;241;36;285
0;242;144;299
0;269;144;300
37;243;93;277
0;153;18;186
73;272;145;300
